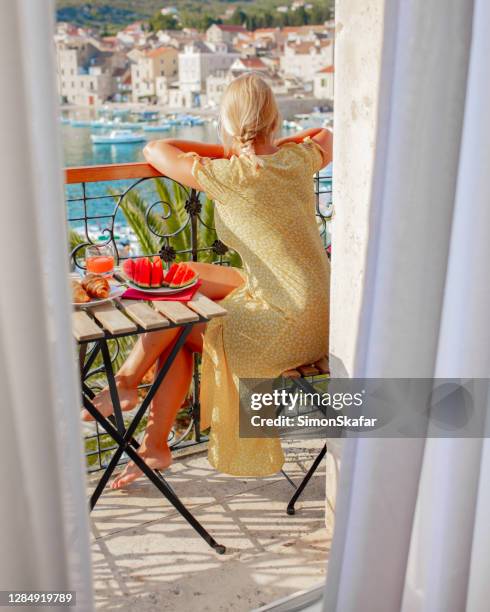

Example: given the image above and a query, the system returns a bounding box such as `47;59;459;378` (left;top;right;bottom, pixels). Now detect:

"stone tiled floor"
88;440;334;611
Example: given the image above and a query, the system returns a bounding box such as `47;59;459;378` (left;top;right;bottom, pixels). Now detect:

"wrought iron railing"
66;162;332;471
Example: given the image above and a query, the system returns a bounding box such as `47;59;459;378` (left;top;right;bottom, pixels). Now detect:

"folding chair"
280;357;329;515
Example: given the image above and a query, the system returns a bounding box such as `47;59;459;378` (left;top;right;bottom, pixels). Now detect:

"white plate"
123;277;198;295
73;285;126;309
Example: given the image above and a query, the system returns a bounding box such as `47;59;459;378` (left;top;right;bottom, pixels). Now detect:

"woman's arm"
275;127;323;147
276;127;333;168
143;139;226;190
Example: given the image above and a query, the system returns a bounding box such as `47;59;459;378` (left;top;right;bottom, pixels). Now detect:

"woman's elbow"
316;129;333;162
143;141;156;162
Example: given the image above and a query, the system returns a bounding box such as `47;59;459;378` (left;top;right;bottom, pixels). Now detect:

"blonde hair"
219;73;280;168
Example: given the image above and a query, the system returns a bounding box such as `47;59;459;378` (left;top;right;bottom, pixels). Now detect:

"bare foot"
110;446;172;489
81;377;138;422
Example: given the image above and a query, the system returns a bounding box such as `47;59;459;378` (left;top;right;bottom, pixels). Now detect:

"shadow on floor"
89;440;331;612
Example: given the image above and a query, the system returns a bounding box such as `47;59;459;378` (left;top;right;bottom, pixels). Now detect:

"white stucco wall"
324;0;385;528
330;0;385;377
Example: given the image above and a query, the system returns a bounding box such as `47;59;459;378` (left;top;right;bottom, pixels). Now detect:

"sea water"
62;114;332;242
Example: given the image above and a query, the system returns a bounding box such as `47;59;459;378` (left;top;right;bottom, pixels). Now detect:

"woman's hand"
143;139;225;190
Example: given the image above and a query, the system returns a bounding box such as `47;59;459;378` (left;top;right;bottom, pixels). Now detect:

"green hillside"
56;1;333;32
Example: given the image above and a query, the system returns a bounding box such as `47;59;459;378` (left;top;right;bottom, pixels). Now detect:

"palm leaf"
68;228;87;269
116;190;159;255
198;196;217;263
69;227;85;252
153;178;190;256
227;250;243;268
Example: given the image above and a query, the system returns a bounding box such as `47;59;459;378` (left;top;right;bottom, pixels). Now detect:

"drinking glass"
85;244;115;277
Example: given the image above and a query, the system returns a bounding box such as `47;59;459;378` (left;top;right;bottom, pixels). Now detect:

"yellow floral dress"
191;139;330;476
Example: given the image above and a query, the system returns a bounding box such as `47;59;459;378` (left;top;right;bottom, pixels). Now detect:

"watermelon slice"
131;257;150;287
169;264;198;288
150;256;164;287
141;258;151;287
122;258;134;279
177;266;198;288
168;264;187;288
124;257;167;288
132;258;142;286
122;258;197;289
164;262;179;285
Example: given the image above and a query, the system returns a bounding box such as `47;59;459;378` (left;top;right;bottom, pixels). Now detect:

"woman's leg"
82;327;180;421
83;262;243;421
111;344;194;489
186;261;244;300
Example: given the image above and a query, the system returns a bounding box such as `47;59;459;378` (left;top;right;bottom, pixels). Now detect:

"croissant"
72;280;90;304
82;273;110;299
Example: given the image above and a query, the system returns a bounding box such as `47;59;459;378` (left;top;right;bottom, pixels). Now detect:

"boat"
91;117;144;129
90;119;113;129
175;114;204;126
60;116;70;125
117;121;146;130
71;119;92;127
143;123;171;132
134;110;160;122
91;130;146;145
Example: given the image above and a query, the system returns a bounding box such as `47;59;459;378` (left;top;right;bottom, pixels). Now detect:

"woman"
85;73;332;488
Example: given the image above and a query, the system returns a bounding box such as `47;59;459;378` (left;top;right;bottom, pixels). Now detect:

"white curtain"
324;0;490;611
0;2;93;609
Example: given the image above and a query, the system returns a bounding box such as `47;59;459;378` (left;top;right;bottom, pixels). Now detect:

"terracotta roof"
289;42;314;54
317;65;334;73
288;40;331;54
235;39;253;49
283;25;326;33
124;21;144;32
237;57;268;69
215;24;247;32
146;46;176;58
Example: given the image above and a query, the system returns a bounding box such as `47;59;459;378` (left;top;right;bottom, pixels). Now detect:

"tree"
195;14;222;31
245;13;257;31
291;6;308;26
262;11;275;28
230;9;247;26
309;4;327;25
278;11;290;27
149;12;181;32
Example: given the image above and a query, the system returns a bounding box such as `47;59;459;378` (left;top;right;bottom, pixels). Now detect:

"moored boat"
143;123;171;132
175;114;204;126
91;130;146;145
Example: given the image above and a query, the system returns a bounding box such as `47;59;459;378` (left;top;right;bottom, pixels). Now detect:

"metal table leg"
80;324;226;554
